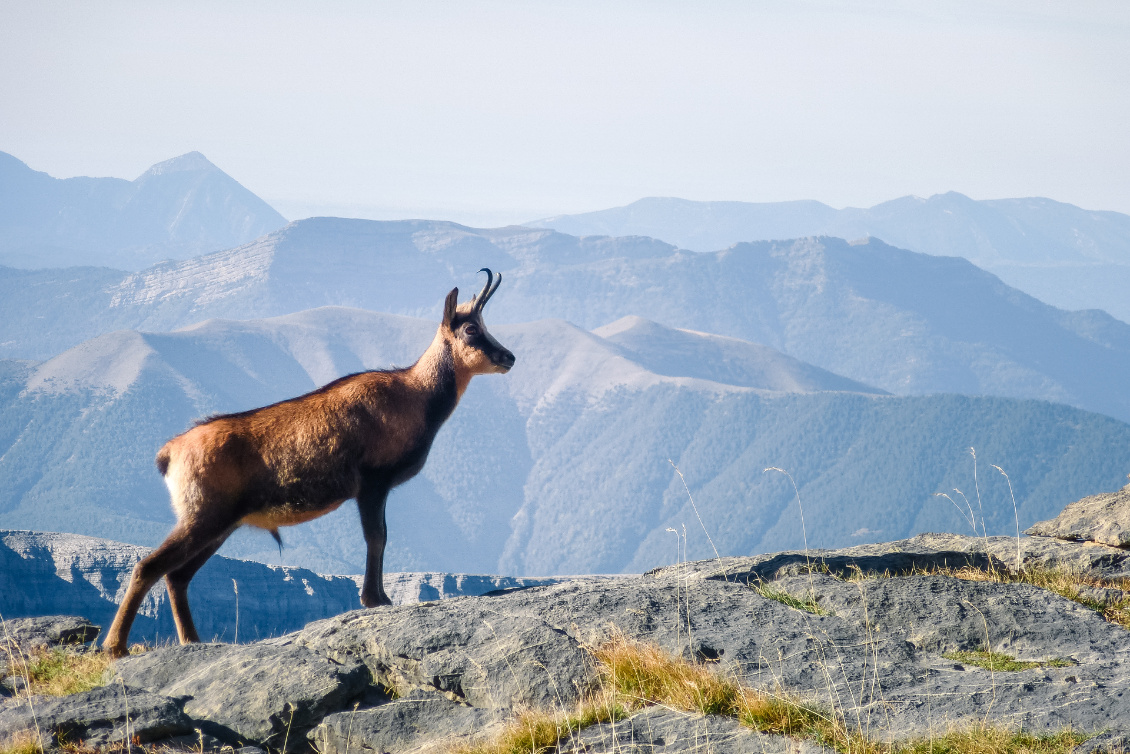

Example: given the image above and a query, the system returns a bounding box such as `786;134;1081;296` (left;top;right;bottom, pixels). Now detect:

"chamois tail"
155;446;171;476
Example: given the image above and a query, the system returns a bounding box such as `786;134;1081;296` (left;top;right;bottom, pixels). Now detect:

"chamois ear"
443;288;459;327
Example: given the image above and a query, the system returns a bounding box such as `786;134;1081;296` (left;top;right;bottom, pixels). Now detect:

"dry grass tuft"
458;631;1089;754
0;733;112;754
14;648;112;697
459;703;626;754
894;728;1085;754
0;731;205;754
593;632;828;735
0;731;44;754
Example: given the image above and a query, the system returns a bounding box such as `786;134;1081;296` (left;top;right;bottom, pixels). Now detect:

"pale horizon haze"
2;1;1128;226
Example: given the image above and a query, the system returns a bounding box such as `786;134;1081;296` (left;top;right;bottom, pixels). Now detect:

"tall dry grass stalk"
232;579;240;645
934;451;1027;581
990;465;1023;574
934;492;977;535
764;466;820;606
668;460;728;581
969;448;987;539
764;467;811;567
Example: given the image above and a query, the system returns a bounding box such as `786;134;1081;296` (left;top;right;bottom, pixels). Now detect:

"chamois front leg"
358;482;393;608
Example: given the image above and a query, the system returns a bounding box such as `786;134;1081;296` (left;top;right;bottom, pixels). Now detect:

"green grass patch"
942;649;1074;672
752;583;831;615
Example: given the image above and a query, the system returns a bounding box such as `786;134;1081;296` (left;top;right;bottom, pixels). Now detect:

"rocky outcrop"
0;617;100;652
0;531;567;644
2;532;1129;752
1027;481;1130;548
0;686;194;748
669;531;1130;582
113;644;370;750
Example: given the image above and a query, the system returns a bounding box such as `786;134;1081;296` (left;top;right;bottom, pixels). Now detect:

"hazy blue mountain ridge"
0;151;287;270
531;194;1130;321
2;307;1128;576
0;219;676;359
531;193;1130;266
4;220;1130;425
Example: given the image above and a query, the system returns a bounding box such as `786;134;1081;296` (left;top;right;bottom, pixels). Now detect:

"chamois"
103;269;515;657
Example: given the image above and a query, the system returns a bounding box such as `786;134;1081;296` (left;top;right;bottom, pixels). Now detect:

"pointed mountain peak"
139;151;219;178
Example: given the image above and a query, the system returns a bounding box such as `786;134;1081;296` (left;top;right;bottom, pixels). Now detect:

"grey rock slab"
723;572;1130;738
483;571;1130;739
492;576;904;691
1076;731;1130;754
1077;585;1130;606
769;573;1130;664
110;642;369;750
0;616;100;651
310;688;502;754
291;599;597;711
558;708;832;754
0;685;193;748
1028;482;1130;549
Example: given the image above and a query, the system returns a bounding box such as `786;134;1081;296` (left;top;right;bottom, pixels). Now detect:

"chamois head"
442;268;515;375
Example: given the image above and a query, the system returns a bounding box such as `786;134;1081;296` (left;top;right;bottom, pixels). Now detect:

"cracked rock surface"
0;685;194;748
2;533;1128;752
111;643;369;751
558;708;834;754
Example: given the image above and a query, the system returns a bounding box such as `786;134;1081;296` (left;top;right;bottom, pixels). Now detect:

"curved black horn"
485;270;502;304
473;268;499;311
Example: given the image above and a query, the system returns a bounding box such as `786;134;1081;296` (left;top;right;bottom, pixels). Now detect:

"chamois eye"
464;324;480;336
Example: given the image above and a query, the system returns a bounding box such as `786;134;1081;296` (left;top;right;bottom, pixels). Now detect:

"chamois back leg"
103;517;237;657
165;525;238;644
358;483;393;608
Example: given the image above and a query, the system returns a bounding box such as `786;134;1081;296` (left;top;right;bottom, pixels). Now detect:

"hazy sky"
2;1;1128;225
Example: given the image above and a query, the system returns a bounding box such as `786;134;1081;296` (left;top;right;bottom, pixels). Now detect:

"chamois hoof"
361;593;393;608
104;643;129;660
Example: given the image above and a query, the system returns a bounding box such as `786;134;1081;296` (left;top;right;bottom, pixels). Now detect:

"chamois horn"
472;268;502;311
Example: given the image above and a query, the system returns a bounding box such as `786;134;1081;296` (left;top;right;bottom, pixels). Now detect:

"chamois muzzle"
492;343;516;371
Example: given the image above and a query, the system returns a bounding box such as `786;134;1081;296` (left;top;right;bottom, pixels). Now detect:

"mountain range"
4;152;1130;578
0;151;287;270
531;194;1130;322
4;219;1130;427
2;306;1128;576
